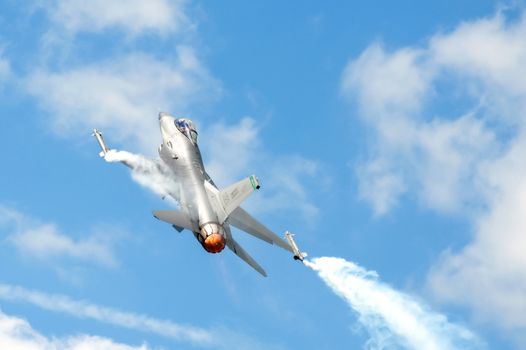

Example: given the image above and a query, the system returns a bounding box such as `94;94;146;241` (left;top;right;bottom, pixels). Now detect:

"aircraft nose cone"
158;112;174;137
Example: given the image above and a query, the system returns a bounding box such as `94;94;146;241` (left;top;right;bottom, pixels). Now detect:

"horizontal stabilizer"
153;210;196;232
229;207;293;253
226;232;267;277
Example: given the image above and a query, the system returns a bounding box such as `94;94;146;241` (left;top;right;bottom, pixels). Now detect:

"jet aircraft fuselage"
158;113;228;253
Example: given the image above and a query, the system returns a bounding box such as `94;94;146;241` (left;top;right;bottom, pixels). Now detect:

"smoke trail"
305;257;483;350
104;150;181;204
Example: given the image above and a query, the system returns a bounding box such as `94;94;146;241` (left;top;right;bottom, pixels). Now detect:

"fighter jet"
93;112;306;276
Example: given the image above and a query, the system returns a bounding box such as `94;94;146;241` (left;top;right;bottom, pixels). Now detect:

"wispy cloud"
342;42;496;215
0;283;214;346
342;9;526;342
18;0;219;155
427;135;526;339
43;0;190;37
0;55;9;82
0;283;285;350
0;205;118;268
342;43;431;120
201;117;322;221
0;309;151;350
9;223;117;267
306;257;482;350
22;0;319;224
202;118;260;188
27;49;219;153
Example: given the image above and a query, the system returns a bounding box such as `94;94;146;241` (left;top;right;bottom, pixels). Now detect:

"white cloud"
0;206;118;268
45;0;189;36
0;45;10;87
342;10;526;341
27;48;219;153
250;155;320;222
27;0;218;156
428;134;526;338
353;105;496;216
0;284;284;350
342;43;431;119
201;118;321;221
28;0;316;226
430;12;526;100
0;283;214;346
0;56;9;82
0;309;151;350
202;118;260;187
9;224;117;267
343;43;497;215
356;158;406;216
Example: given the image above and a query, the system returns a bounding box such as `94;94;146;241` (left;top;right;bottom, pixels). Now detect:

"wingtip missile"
92;129;110;157
284;231;307;261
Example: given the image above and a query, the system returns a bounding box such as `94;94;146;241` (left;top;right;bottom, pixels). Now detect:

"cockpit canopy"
175;118;198;144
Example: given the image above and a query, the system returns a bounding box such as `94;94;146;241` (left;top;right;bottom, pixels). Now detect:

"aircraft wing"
225;228;267;277
228;207;293;253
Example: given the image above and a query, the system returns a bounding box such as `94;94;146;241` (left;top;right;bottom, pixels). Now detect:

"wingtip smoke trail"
104;149;182;204
305;257;483;350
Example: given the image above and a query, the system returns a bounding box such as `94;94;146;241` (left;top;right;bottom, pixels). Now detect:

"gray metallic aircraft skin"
158;113;215;224
157;113;225;249
95;112;301;276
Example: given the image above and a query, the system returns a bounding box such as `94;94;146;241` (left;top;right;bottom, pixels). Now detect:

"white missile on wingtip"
92;129;110;157
284;231;307;261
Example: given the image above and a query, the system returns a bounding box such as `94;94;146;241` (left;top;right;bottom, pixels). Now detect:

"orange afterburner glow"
203;233;226;253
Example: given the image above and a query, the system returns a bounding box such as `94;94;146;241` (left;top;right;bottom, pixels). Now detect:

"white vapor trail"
305;257;483;350
104;149;181;203
0;283;214;346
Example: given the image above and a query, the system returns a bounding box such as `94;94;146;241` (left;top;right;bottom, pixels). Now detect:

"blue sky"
0;1;525;349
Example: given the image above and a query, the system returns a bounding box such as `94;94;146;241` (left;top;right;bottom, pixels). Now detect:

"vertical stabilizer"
204;175;260;224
